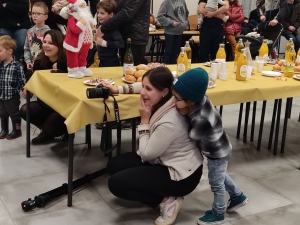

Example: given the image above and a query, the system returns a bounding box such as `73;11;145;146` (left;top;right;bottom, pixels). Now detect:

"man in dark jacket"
100;0;150;65
0;0;31;61
281;0;300;52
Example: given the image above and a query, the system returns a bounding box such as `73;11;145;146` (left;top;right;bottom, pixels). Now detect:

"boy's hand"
27;63;33;70
95;37;104;46
96;26;104;38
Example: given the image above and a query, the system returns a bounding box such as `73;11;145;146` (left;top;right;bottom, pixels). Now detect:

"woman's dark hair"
36;30;65;69
142;67;174;115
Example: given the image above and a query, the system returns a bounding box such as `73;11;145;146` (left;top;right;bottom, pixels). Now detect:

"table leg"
243;102;251;143
68;133;74;207
257;101;267;151
85;124;91;149
281;98;292;154
268;100;278;149
219;106;223;117
273;99;282;155
236;103;244;138
250;101;257;142
26;90;31;158
132;118;136;152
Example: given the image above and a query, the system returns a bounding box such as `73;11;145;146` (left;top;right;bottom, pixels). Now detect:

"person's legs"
225;32;240;61
294;33;300;53
12;29;28;61
163;34;176;64
42;112;67;138
170;34;183;64
209;26;224;61
0;100;9;138
107;152;203;207
199;26;212;62
131;44;146;66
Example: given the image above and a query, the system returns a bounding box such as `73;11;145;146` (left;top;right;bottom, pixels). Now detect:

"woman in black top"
20;30;68;144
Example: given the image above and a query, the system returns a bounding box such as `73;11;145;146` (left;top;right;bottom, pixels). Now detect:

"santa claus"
60;0;96;78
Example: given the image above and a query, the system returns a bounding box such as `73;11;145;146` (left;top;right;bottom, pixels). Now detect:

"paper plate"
207;83;216;89
204;62;211;67
262;71;282;77
293;75;300;80
84;78;115;86
122;77;136;84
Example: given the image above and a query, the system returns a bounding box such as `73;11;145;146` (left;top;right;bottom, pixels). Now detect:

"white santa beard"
77;8;95;25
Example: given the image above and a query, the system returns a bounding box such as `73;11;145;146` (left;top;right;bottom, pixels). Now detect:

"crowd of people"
0;0;298;225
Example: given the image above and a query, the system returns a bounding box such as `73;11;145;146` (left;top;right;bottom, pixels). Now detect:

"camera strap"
100;95;121;154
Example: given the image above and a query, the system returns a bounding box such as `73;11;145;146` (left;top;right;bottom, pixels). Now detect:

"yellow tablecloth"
24;63;300;134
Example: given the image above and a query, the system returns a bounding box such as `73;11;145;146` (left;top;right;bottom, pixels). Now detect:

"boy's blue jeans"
207;154;243;216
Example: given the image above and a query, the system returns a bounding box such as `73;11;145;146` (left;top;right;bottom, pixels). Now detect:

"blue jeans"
199;25;224;63
207;154;243;216
0;28;28;61
163;34;182;64
284;33;300;53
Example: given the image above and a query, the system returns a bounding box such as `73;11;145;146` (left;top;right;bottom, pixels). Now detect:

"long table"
24;63;300;206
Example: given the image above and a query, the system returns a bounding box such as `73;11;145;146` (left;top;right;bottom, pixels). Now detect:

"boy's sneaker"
197;210;224;225
154;196;183;225
226;195;248;212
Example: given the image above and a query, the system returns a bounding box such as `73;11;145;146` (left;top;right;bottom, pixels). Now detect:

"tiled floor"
0;96;299;225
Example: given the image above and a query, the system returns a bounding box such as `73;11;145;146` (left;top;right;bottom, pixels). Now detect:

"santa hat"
68;0;86;8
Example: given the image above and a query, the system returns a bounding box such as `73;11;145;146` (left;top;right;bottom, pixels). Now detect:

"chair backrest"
188;15;199;31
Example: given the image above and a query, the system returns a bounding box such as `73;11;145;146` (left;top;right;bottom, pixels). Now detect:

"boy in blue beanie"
173;68;248;225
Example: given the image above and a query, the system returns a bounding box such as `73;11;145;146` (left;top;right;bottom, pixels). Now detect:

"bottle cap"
127;38;131;42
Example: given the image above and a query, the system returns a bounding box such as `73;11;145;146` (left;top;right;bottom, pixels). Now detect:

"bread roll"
125;75;136;82
134;70;147;78
273;64;281;71
295;65;300;72
126;68;136;75
137;76;143;82
136;64;149;71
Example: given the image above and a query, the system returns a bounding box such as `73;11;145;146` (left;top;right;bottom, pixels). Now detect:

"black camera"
86;86;109;99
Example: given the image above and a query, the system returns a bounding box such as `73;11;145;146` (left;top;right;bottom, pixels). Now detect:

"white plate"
122;77;136;84
293;75;300;80
84;78;115;86
273;69;300;74
207;83;216;89
204;62;211;67
262;71;282;77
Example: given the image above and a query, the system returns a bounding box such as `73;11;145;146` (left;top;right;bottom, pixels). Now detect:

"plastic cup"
210;63;218;81
257;61;264;73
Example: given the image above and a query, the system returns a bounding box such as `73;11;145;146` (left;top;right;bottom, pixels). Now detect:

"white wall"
152;0;198;17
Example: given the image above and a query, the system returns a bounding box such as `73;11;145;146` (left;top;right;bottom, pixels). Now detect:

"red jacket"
223;2;244;34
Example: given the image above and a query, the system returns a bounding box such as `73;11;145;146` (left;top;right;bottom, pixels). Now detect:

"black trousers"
0;95;21;120
120;44;146;66
107;152;203;208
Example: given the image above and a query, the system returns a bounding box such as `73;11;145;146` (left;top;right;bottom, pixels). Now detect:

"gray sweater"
157;0;189;35
24;25;50;64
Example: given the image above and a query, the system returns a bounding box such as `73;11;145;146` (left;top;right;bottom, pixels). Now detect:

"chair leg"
281;98;292;154
288;97;293;118
219;105;223;117
85;124;91;149
257;101;267;151
250;101;257;142
236;103;244;139
268;100;278;149
243;102;251;143
273;99;282;155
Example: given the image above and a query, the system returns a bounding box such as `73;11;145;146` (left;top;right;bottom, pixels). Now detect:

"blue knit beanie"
173;68;209;102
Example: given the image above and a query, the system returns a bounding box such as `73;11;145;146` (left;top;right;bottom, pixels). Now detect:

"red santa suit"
60;0;95;78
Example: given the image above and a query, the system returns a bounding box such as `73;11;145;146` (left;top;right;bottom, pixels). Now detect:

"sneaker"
226;195;248;212
32;131;53;144
197;210;224;225
154;196;183;225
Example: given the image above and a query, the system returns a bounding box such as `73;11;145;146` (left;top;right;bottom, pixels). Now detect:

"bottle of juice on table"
259;39;269;63
234;39;244;72
216;43;226;62
285;38;294;61
123;38;134;76
185;41;192;70
295;45;300;65
177;47;188;76
236;49;248;81
284;45;295;78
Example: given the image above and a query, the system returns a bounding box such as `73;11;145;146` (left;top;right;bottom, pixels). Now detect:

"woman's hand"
173;21;179;26
52;63;57;69
139;95;152;124
260;15;266;22
98;81;119;94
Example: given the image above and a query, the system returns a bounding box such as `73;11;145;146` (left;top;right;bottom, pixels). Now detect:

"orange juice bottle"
177;47;188;76
284;45;295;78
259;39;269;61
184;41;192;70
285;38;294;61
236;49;247;81
216;43;226;62
234;39;244;72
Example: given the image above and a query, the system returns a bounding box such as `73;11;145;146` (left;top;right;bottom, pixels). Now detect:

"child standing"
95;0;124;67
24;1;50;71
0;36;26;140
172;68;248;225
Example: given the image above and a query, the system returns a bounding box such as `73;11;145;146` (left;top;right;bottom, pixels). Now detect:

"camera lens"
86;87;109;99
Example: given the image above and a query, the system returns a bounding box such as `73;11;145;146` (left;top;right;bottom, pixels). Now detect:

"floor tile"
0;198;15;225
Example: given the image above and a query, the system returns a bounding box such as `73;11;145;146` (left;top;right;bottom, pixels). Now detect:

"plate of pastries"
273;60;300;73
123;64;149;83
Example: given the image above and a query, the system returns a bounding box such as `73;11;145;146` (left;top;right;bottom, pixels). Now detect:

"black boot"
6;118;22;140
0;118;9;139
